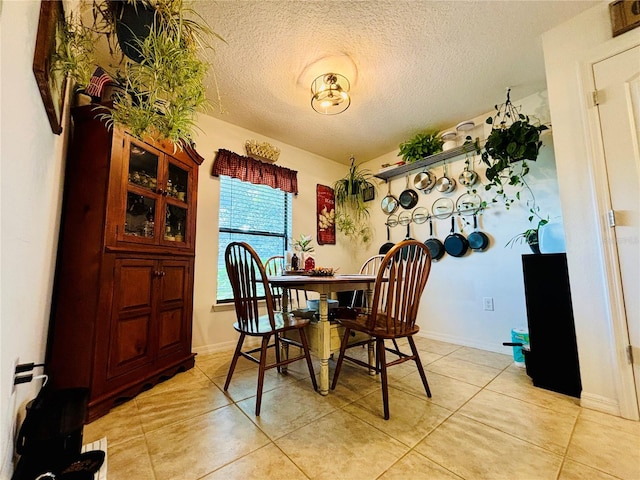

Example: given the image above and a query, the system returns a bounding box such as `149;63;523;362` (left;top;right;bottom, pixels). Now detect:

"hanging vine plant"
481;88;549;209
333;156;375;245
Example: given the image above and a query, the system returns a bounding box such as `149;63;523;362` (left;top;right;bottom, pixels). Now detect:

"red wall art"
316;185;336;245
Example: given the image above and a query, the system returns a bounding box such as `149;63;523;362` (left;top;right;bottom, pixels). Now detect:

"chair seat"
336;313;421;339
233;312;311;336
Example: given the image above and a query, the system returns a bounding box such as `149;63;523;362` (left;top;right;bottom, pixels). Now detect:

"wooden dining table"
268;274;377;395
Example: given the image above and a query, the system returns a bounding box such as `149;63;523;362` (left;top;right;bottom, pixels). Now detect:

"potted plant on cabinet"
333;156;375;245
397;130;443;164
57;0;223;148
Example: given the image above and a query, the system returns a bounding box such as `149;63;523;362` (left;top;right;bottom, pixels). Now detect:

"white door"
593;45;640;410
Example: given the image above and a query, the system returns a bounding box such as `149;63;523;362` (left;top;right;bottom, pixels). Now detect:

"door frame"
578;37;640;420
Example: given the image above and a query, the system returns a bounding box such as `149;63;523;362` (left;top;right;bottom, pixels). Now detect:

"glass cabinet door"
124;143;160;240
118;136;193;248
161;160;190;245
167;162;189;203
128;144;160;194
164;204;187;243
125;193;157;238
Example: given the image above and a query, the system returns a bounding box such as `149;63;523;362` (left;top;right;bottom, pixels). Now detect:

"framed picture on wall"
609;0;640;37
33;0;66;135
316;184;336;245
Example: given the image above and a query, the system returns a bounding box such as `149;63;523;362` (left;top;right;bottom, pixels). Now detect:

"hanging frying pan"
413;168;435;193
379;214;398;254
402;223;414;259
459;154;479;187
424;216;445;261
405;223;413;240
435;163;456;194
381;182;399;215
399;176;419;209
468;213;490;251
444;216;469;257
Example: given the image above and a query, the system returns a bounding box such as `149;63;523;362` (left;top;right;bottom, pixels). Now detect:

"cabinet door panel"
108;259;155;378
157;260;191;357
114;314;151;366
159;308;183;351
161;262;187;302
117;265;153;310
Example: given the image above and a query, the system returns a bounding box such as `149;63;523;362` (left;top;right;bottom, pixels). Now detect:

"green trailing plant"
481;89;549;209
98;22;210;144
333;156;375;244
52;13;97;91
398;130;443;163
57;0;224;148
504;180;549;253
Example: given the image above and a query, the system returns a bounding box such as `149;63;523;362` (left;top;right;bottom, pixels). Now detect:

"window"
217;176;292;302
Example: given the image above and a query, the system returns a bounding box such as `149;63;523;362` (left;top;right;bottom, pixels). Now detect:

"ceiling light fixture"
311;73;351;115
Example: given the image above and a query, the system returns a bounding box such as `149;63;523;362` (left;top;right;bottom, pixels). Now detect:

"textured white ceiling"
195;1;599;164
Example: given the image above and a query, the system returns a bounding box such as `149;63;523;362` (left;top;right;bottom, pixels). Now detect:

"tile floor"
83;337;640;480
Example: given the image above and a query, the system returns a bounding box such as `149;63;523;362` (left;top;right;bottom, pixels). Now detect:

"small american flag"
85;66;111;98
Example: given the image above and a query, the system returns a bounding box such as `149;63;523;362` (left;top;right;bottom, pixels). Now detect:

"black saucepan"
381;182;398;215
468;213;489;251
425;216;445;261
444;216;469;257
399;176;419;209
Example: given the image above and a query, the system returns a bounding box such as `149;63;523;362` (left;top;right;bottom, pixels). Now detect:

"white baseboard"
193;340;238;355
194;338;261;356
417;331;513;356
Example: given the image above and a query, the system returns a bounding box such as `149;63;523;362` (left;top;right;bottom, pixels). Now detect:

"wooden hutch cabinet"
47;105;203;421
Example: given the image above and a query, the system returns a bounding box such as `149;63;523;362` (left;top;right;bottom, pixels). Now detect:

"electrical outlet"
483;297;494;311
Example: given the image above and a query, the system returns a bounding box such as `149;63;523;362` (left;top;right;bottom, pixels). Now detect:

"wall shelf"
374;139;481;181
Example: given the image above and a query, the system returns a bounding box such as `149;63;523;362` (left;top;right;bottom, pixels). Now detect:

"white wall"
359;92;561;355
190;114;360;352
189;92;562;357
542;2;640;417
0;2;70;478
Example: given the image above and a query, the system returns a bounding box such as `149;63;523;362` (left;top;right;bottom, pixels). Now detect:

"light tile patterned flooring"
83;337;640;479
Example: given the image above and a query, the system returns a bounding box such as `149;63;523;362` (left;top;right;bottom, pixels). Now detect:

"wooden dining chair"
330;240;433;419
224;242;317;415
351;254;386;309
264;254;308;311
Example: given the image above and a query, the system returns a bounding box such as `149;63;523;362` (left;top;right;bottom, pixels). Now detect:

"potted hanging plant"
57;0;224;148
397;130;443;164
333;156;376;245
481;89;549;209
96;21;210;145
